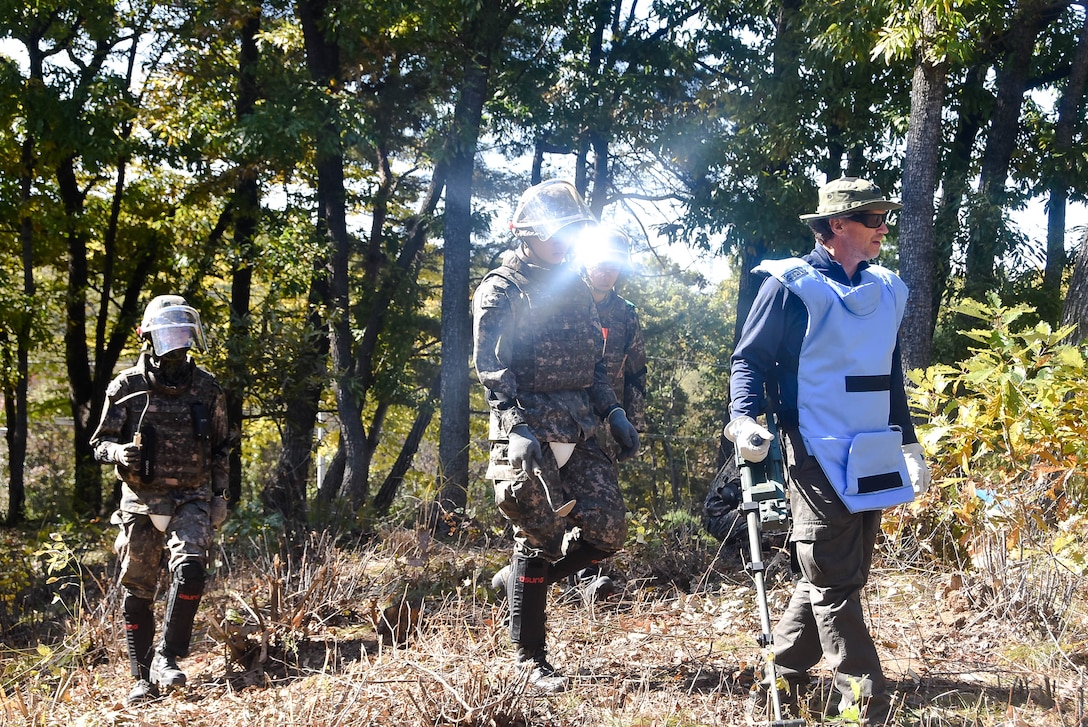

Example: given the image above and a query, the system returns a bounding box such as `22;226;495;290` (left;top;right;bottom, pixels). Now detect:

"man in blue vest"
474;180;639;691
725;177;931;725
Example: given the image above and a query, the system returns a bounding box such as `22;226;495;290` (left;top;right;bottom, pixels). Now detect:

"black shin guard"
123;595;155;680
508;556;549;649
546;545;612;585
160;561;205;658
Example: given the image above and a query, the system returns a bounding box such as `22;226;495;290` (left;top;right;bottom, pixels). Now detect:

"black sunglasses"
846;212;890;228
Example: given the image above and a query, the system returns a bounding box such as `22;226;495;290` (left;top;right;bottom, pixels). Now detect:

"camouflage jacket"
595;289;647;432
90;352;229;516
473;249;620;442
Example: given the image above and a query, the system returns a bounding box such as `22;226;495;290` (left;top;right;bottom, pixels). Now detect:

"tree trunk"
964;0;1049;301
264;272;328;528
437;2;516;518
6;136;35;525
297;0;370;510
933;66;986;317
226;8;262;508
1060;230;1088;343
376;378;440;517
898;10;948;372
57;155;103;516
1043;11;1088;323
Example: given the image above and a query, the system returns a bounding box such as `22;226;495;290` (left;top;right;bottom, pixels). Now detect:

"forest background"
2;0;1088;724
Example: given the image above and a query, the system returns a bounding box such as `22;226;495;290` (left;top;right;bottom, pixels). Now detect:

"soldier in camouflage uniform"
564;226;647;600
580;227;647;445
90;295;230;705
474;180;640;692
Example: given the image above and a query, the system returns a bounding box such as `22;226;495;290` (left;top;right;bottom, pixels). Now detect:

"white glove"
108;441;141;468
723;415;773;463
902;442;931;495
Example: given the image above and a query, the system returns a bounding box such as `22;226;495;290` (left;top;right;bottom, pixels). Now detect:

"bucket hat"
799;176;902;222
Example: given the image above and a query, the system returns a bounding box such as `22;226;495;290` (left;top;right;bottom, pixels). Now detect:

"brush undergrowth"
2;298;1087;725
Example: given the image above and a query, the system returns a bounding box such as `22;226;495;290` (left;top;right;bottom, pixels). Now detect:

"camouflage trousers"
112;499;213;601
490;436;626;561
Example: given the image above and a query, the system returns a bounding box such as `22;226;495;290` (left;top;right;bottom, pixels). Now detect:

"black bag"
703;454;747;545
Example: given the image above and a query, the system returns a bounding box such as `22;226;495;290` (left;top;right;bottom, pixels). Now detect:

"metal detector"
736;414;806;727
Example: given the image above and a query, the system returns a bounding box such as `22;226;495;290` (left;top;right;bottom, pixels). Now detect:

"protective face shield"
576;227;631;272
139;295;207;357
510;180;596;242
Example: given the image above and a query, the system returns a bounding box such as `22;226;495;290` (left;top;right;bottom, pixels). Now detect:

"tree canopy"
1;0;1086;532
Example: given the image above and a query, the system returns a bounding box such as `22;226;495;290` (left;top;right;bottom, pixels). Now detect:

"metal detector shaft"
738;415;806;727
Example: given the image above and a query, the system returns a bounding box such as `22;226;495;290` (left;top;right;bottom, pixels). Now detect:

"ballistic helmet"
510;180;596;241
577;227;631;271
139;295;206;356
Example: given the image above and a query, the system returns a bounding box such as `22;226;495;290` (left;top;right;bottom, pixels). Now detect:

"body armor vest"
757;257;915;512
112;364;218;491
596;292;634;397
484;260;601;392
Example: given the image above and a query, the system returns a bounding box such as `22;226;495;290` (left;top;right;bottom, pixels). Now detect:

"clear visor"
142;306;206;355
512;181;595;240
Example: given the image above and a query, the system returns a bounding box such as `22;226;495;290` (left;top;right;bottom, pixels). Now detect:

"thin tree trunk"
964;0;1050;301
1042;11;1088;323
226;7;262;507
933;66;986;318
264;271;328;528
899;9;948;372
297;0;369;509
438;1;516;518
1060;230;1088;343
6;136;35;525
376;379;440;517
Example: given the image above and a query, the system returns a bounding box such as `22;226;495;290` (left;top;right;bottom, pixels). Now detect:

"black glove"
507;424;542;472
607;407;640;461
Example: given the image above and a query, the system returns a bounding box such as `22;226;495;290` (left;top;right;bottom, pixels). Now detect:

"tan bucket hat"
799;176;902;222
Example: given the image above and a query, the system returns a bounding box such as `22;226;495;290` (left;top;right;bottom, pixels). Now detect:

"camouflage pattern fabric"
489;437;627;560
474;248;626;560
473;250;620;442
111;502;214;601
91;351;229;519
594;290;647;432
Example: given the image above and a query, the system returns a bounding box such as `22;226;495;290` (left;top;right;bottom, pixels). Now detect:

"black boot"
508;555;566;692
551;545;617;606
151;561;204;690
123;595;159;705
515;645;567;693
546;544;611;584
491;564;511;600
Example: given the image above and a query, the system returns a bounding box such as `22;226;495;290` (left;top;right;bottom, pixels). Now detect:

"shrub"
890;296;1088;628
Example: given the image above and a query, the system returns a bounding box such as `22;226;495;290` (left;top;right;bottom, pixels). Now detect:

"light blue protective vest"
756;257;915;513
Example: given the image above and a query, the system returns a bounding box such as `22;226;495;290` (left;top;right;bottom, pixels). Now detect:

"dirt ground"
2;534;1086;727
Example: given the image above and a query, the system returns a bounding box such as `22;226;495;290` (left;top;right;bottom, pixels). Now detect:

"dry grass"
1;524;1086;726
